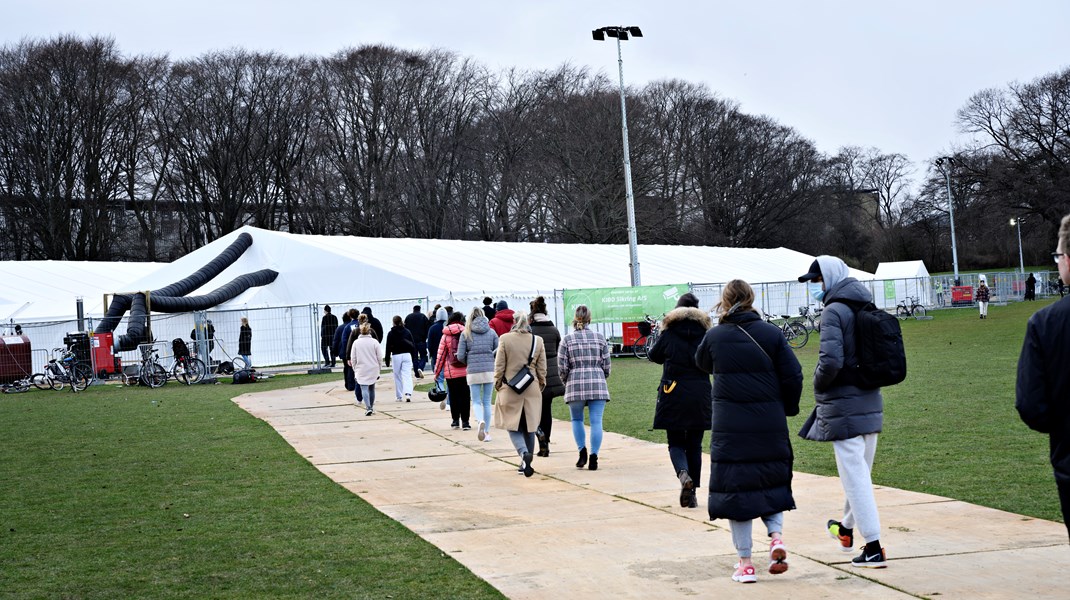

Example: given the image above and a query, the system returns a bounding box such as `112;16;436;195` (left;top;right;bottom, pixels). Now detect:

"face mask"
808;282;825;302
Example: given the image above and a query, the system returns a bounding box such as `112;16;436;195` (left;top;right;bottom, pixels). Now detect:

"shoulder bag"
506;335;537;393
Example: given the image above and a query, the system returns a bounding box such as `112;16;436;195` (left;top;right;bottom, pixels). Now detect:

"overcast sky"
4;0;1069;175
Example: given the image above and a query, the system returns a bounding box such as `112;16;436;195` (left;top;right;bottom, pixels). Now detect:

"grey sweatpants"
729;513;784;558
833;433;881;543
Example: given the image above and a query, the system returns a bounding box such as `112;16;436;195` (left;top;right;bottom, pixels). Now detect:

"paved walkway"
234;378;1069;599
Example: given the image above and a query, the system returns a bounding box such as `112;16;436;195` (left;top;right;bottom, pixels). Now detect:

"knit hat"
496;300;508;310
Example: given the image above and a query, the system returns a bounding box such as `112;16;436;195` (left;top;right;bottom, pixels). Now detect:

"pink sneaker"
732;563;757;583
769;539;789;574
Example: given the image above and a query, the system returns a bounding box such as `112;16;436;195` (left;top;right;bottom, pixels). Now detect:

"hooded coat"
799;255;884;442
695;310;803;521
434;322;468;380
489;308;516;337
427;308;447;362
648;307;713;431
362;307;384;344
458;315;499;376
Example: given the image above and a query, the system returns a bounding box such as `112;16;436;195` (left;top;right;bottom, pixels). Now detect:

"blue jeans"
470;382;494;426
436;369;448;405
569;400;606;455
240;355;251;370
358;383;376;411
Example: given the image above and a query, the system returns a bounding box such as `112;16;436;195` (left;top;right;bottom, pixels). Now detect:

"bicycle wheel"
186;358;207;383
141;363;168;388
896;305;910;318
912;305;927;318
31;373;52;390
784;322;809;349
632;335;648;359
643;332;658;360
69;364;93;392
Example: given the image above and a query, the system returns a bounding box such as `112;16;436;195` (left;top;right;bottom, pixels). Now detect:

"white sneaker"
404;393;412;402
483;434;492;442
477;421;486;441
769;538;788;574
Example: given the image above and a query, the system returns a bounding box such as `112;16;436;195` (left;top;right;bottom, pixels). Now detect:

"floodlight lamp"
592;29;605;41
629;26;643;37
606;27;619;38
618;30;629;40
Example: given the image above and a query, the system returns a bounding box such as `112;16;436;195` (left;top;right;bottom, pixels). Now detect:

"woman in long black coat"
647;293;712;508
694;279;802;583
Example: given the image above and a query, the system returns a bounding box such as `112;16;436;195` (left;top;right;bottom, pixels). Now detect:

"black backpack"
172;338;190;360
829;299;907;389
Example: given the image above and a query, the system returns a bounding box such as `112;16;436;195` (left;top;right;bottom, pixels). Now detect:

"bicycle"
122;347;169;388
1;375;33;394
895;296;927;319
633;315;661;360
34;348;92;392
169;340;206;385
762;312;809;349
794;305;822;332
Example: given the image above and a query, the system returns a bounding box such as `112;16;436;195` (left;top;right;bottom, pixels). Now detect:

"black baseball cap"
798;260;822;282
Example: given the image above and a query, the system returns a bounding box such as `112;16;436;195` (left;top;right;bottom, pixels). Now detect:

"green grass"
558;300;1061;522
0;374;503;600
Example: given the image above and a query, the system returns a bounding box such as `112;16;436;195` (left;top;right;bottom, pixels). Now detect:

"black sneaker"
451;420;460;429
851;544;887;568
462;422;471;431
522;452;535;478
678;470;694;508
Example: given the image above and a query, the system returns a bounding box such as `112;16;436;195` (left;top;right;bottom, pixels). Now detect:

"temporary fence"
4;270;1061;376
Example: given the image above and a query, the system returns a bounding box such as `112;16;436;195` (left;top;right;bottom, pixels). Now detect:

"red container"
0;334;32;383
91;331;122;377
622;322;641;347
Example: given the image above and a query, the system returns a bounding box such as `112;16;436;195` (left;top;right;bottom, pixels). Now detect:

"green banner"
884;280;897;301
563;284;686;323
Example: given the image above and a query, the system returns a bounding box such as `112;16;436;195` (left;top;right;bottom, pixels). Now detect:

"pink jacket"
434;323;468;379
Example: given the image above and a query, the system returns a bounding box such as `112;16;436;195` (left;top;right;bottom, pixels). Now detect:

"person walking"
797;256;889;568
433;312;471;430
404;305;430;375
1025;272;1037;301
428;307;449;409
348;322;382;416
458;307;499;442
494;312;547;477
529;295;564;457
338;312;366;400
647;293;712;509
1016;215;1070;541
238;317;253;370
488;300;515;336
482;297;497;320
362;307;384;343
321;305;338;366
385;315;417;402
695;280;802;582
976;277;991;319
558;304;611;471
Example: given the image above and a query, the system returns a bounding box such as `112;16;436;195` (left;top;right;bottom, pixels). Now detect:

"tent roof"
873;260;930;280
120;226;874;308
0;260;166;322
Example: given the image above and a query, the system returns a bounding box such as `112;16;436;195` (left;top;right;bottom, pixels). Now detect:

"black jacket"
404;311;430;343
695;310;803;521
384;325;417;367
530;319;565;397
362;308;384;344
321;313;338;340
238;324;252;355
647;307;712;431
1017;295;1070;483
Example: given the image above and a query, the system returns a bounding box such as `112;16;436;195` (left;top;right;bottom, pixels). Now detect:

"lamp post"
593;25;642;287
1010;216;1025;273
935;156;960;283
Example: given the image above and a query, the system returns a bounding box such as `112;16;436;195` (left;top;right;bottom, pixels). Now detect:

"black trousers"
321;339;335;365
446;377;471;426
666;428;706;488
538;390;557;441
1058;478;1070;542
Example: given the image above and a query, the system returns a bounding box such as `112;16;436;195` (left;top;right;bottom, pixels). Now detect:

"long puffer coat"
695;310;803;522
530;318;565;397
648;307;712;431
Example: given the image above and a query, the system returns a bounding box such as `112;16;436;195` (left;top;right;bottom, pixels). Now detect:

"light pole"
1010;216;1025;273
593;25;642;287
935;156;960;283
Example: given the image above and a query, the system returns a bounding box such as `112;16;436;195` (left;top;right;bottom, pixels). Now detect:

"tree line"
0;35;1066;272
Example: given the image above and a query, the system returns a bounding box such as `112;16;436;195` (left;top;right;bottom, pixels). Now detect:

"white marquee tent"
873;260;930;280
0;260;166;323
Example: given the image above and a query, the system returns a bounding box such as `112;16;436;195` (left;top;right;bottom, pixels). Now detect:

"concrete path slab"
234;380;1070;599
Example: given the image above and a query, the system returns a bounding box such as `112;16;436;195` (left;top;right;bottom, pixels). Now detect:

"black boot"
576;447;588;469
588;454;598;471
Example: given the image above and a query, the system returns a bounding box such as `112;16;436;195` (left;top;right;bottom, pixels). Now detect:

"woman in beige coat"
494;312;547;477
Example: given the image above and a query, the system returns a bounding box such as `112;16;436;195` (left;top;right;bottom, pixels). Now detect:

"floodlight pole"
595;25;642;287
1011;217;1025;274
936;157;960;283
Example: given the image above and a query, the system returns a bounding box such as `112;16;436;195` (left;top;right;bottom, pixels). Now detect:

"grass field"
1;298;1060;597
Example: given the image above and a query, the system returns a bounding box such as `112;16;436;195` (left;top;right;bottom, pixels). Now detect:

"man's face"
1059;242;1070;286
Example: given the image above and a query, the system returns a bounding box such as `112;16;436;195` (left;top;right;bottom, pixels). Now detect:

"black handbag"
506;335;537;394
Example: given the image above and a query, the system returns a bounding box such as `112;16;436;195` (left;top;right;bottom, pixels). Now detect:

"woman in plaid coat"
559;304;612;471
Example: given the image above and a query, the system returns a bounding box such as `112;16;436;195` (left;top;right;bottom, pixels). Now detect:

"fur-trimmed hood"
662;306;712;331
